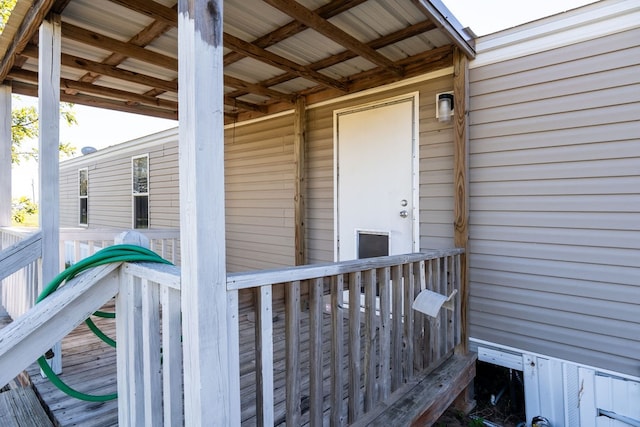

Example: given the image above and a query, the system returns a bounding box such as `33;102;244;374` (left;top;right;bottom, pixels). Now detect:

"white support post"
38;14;62;375
178;1;234;425
0;84;10;228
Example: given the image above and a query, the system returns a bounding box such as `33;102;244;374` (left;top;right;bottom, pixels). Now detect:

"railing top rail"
60;228;180;241
0;230;42;281
122;262;182;290
0;226;37;239
227;248;464;290
0;262;121;388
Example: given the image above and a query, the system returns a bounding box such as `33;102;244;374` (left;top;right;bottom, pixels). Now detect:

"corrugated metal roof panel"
63;0;153;42
267;29;345;66
225;1;292;41
62;39;113;63
225;58;287;84
270;77;318;93
146;29;178;59
118;58;178;81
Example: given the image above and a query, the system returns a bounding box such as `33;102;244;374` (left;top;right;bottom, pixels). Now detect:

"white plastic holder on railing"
412;288;457;318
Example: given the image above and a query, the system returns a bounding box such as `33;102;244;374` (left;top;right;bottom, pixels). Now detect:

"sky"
10;0;597;199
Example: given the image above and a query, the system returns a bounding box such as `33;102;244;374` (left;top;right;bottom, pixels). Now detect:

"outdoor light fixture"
436;93;454;123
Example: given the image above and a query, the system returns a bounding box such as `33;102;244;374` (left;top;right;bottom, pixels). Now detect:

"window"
132;155;149;229
79;168;88;225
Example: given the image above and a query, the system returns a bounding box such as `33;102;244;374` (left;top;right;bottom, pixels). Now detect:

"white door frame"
333;92;420;261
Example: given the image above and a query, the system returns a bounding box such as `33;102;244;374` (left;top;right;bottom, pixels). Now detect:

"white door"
335;95;417;261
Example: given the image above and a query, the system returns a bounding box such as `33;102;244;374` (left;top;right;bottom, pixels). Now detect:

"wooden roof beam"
21;45;178;92
224;75;295;103
224;96;268;114
9;67;178;110
108;0;178;27
11;80;177;120
223;0;367;66
224;32;347;92
227;19;435;100
62;22;178;70
264;0;404;76
0;0;56;82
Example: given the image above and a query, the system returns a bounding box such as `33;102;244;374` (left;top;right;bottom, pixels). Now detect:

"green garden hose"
36;244;172;402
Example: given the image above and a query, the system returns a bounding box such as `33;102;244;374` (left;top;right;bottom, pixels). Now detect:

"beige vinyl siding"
224;114;296;272
59;73;459;271
469;24;640;377
305;75;457;263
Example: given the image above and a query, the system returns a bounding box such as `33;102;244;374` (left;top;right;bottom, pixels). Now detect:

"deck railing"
227;248;464;425
0;227;180;320
0;245;463;426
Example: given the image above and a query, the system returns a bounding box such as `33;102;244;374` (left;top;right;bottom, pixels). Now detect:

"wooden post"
38;14;62;376
178;1;235;425
293;96;306;265
0;84;10;228
452;47;475;413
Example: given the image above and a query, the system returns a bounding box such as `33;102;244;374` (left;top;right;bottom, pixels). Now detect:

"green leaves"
11;99;78;164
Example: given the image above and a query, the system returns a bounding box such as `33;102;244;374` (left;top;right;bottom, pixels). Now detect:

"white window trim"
131;154;149;229
78;168;88;227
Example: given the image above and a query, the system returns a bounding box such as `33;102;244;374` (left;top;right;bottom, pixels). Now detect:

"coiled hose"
36;244;172;402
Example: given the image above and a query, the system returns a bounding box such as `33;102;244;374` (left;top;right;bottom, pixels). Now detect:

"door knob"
399;210;408;218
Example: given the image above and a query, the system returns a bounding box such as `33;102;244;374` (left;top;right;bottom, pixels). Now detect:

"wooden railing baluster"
348;271;362;422
330;274;345;426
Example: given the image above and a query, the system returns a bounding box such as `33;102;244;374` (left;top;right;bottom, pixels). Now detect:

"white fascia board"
471;0;640;69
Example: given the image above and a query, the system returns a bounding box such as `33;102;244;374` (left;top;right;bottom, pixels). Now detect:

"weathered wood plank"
285;281;301;426
0;231;41;280
363;269;376;412
350;353;477;427
162;285;184;426
141;279;162;426
178;0;230;424
453;47;470;355
391;265;403;391
378;267;391;401
330;274;345;426
0;85;10;227
347;271;361;422
256;286;274;426
228;249;464;290
0;263;120;389
0;387;54;427
294;97;307;266
309;277;324;426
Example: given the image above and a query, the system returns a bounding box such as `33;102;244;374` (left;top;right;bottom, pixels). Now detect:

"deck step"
0;386;54;427
352;353;477;426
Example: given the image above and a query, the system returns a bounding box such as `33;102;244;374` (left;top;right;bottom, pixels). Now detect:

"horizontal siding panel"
470;194;639;212
470;176;640;196
470;42;640;95
470;254;639;287
470;158;640;182
470;26;640;81
472;83;639;125
470;268;638;305
471;283;638;327
470;104;637;139
470;122;639;154
472;296;637;342
471;65;640;111
470;211;640;231
471;225;640;250
470;239;640;268
471;140;640;168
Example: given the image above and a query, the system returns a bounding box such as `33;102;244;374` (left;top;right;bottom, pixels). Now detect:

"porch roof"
0;0;474;123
